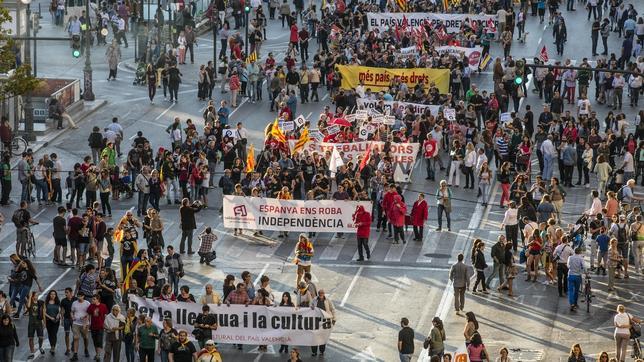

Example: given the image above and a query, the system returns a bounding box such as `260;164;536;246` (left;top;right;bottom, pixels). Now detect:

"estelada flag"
245;144;255;173
538;45;549;63
246;51;257;63
442;0;448;9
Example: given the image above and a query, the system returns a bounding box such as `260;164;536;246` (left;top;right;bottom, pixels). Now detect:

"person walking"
390;194;407;244
146;64;157;103
103;304;125;362
105;40;121;81
567;247;586;312
397;317;414;362
410;193;429;241
614;304;641;362
471;240;489;294
353;205;371;261
165;245;184;296
294;234;314;286
44;290;62;356
310;290;335;357
553;237;575;297
167;64;182;103
436;180;453;232
179;198;201;254
449;253;473;314
424;317;446;358
486;236;506;289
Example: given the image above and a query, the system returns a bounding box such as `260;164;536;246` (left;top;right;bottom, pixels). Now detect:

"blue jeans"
543;153;555;180
399;353;412;362
160;349;170;362
35;179;48;202
169;271;181;296
137;192;149;215
0;344;15;361
123;336;135;362
10;284;30;315
567;274;581;306
20;180;31;203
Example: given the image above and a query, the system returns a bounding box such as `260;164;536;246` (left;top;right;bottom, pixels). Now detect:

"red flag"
538;45;549;63
402;15;409;30
359;143;372;172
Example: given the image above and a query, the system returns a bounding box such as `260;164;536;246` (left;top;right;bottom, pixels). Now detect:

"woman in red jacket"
390;194;407;244
410;193;429;241
353;205;371;261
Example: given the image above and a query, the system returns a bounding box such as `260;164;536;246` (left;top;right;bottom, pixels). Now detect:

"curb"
31;99;108;154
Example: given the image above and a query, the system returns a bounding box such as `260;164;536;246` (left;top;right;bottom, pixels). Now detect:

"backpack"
12;209;26;228
617;186;625;201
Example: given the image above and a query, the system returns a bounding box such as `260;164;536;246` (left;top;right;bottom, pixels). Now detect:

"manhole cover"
423;253;451;258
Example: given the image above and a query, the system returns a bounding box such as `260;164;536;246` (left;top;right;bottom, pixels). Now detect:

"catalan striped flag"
270;119;287;144
292;127;310;155
245;144;255;173
442;0;449;10
396;0;408;12
246;51;257;63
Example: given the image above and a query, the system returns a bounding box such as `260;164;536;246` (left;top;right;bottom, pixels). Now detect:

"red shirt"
354;207;371;238
87;303;108;331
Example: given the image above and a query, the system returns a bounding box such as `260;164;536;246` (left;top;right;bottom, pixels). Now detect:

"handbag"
443;198;452;213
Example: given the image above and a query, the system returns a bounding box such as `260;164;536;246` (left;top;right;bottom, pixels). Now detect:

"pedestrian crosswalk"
0;210;497;267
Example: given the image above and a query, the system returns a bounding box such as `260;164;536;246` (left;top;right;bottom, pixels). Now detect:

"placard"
383;116;396;125
327;124;341;135
222;129;238;139
500;112;511;124
293;115;307;127
279;121;295;131
444;108;456;121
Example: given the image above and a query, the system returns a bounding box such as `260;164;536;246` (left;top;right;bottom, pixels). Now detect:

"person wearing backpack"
609;214;631;278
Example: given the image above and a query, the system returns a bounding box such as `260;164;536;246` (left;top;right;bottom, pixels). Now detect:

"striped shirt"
496;138;509;156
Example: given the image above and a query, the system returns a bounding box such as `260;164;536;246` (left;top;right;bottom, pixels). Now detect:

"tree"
0;0;41;102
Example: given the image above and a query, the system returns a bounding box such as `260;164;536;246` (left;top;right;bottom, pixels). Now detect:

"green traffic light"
514;77;523;85
72;50;81;58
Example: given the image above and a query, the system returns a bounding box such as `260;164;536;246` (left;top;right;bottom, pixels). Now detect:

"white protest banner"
280;121;295;131
366;13;498;33
365;124;376;134
128;296;334;346
327;124;341;135
396;46;418;56
500;112;512;124
301;141;420;182
223;196;371;233
371;116;384;124
357;98;441;117
293;115;307;128
435;45;483;71
444;108;456;121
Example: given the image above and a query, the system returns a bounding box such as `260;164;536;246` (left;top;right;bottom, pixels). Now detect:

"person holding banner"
310;290;335;357
168;330;198;362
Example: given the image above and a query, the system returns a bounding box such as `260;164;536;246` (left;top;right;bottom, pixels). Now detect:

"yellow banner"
336;65;450;94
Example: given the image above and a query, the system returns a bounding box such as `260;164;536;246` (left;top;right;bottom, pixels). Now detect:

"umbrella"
330;118;352;127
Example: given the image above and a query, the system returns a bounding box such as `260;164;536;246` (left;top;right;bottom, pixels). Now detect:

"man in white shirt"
622;149;635;181
540;135;557;181
115;15;128;47
576;95;591;120
106;117;124;156
103;304;125;362
612;73;626;110
70;292;91;360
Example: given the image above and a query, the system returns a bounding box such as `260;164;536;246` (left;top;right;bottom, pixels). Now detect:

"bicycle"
632;322;642;359
16;225;37;259
582;271;593;313
1;136;28;157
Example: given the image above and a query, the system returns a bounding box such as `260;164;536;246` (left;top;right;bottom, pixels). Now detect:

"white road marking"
38;268;72;299
319;234;344;260
340;266;363;307
155;103;176;121
253;263;270;286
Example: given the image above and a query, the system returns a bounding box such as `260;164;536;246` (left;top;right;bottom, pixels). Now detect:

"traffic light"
71;34;81;58
244;6;250;13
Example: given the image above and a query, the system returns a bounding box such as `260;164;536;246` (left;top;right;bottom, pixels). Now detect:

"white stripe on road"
319;234;344;260
38;268;72;299
351;229;382;261
155;103;176;121
253;263;270;286
415;231;441;263
340;266;363;307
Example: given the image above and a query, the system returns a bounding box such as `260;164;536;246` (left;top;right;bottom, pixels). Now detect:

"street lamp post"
211;16;217;79
20;0;35;141
244;6;250;59
83;0;95;100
